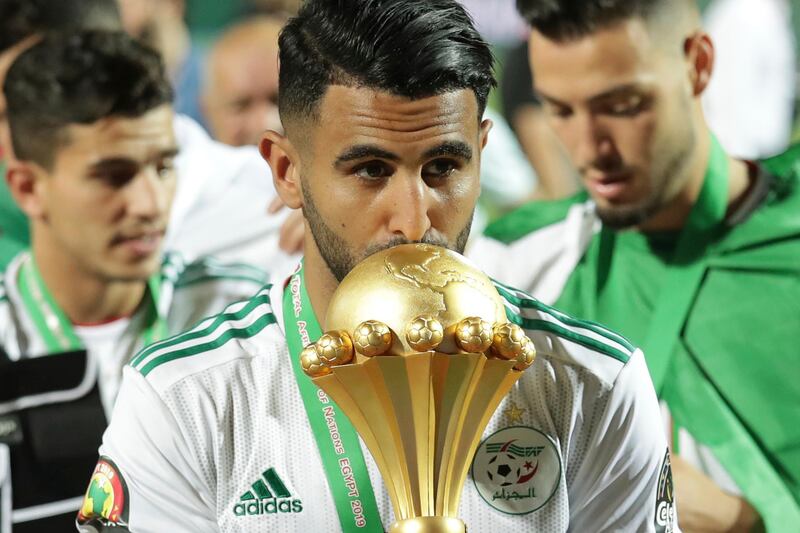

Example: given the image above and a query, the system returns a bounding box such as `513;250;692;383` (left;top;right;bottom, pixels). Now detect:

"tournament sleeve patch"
77;456;130;530
655;448;676;533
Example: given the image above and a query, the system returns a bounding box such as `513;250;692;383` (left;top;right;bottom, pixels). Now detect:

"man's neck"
301;238;339;330
637;131;751;232
31;241;147;325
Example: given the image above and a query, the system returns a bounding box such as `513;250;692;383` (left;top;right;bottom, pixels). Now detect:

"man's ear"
259;129;303;209
684;31;714;97
6;159;46;219
479;118;493;151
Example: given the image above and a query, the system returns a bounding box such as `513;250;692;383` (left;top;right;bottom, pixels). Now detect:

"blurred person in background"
202;16;285;147
0;0;300;271
0;30;269;531
473;0;800;530
501;39;580;200
0;0;121;268
457;0;577;203
702;0;796;160
117;0;206;127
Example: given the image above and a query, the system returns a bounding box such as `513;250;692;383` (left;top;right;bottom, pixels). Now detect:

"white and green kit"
82;265;677;532
0;250;268;532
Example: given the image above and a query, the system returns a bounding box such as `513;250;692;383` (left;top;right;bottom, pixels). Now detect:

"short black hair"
0;0;122;53
278;0;496;128
5;31;173;169
516;0;679;41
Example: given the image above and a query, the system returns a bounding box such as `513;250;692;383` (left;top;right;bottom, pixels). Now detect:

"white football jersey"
0;252;267;408
0;250;268;531
86;275;677;532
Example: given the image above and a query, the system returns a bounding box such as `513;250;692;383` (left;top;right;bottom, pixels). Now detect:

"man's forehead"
530;20;661;101
312;86;479;144
61;105;177;158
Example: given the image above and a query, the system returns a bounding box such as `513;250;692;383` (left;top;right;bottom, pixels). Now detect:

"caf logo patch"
77;457;129;530
655;449;676;533
471;426;561;514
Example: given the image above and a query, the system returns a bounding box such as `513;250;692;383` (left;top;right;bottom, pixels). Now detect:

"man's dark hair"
278;0;496;128
0;0;122;53
4;31;173;169
516;0;679;41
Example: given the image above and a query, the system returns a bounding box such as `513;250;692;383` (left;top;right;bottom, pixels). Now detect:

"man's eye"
101;170;136;188
542;101;572;119
157;159;176;178
422;159;458;179
354;162;392;181
607;96;646;116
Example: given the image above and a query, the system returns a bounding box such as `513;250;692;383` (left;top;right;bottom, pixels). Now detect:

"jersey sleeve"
77;367;217;533
567;349;678;532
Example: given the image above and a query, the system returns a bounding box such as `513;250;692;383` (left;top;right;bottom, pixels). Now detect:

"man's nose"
127;167;170;219
573;114;615;169
385;173;433;242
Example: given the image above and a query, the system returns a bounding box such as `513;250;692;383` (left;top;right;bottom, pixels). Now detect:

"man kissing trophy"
299;244;536;532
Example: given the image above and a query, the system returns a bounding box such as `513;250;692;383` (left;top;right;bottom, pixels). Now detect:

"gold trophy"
300;243;535;532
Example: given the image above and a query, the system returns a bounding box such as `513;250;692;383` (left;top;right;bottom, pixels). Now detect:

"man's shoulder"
161;252;269;290
129;284;284;394
483;191;590;245
493;279;637;387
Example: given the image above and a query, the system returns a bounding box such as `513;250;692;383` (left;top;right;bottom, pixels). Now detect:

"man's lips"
585;171;633;202
112;230;165;256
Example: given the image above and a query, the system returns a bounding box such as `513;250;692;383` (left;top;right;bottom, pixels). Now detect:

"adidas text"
234;498;303;516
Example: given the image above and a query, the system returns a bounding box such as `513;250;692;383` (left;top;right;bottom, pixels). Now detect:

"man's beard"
302;183;473;282
595;129;695;229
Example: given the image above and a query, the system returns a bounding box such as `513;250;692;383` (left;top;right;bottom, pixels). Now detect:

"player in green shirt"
473;0;800;531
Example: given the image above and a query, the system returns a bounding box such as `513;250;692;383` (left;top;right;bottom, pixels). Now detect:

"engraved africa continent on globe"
324;243;509;356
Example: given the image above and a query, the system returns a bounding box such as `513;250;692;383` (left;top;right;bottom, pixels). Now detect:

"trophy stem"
389;517;466;533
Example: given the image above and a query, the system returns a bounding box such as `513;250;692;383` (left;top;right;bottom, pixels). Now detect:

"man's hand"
673;455;761;532
268;197;305;254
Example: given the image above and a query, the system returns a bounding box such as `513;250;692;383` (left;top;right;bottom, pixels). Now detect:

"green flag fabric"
484;144;800;531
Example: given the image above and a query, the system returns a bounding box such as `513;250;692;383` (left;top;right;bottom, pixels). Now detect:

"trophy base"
389;517;466;533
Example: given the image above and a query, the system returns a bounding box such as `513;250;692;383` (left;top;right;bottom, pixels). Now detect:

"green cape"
485;146;800;531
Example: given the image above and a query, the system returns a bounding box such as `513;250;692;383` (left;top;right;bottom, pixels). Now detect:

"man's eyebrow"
87;157;139;174
587;84;645;103
538;83;644;108
334;144;400;166
423;140;472;161
157;147;181;160
87;147;180;173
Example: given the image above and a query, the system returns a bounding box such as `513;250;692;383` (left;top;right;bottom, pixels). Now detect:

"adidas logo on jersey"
233;468;303;516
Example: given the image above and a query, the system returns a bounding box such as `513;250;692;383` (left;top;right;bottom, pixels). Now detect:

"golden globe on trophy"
300;243;535;532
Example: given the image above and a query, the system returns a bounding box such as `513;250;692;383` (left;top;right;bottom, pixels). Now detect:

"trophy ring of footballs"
300;316;536;378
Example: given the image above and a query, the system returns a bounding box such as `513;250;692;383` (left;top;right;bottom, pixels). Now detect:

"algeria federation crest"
77;457;129;530
471;426;561;514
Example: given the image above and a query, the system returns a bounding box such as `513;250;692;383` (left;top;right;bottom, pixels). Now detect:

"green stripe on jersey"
183;258;267;280
139;312;276;376
506;313;630;364
494;281;634;363
483;191;589;244
175;274;268;289
175;259;268;288
131;286;272;369
493;280;635;352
